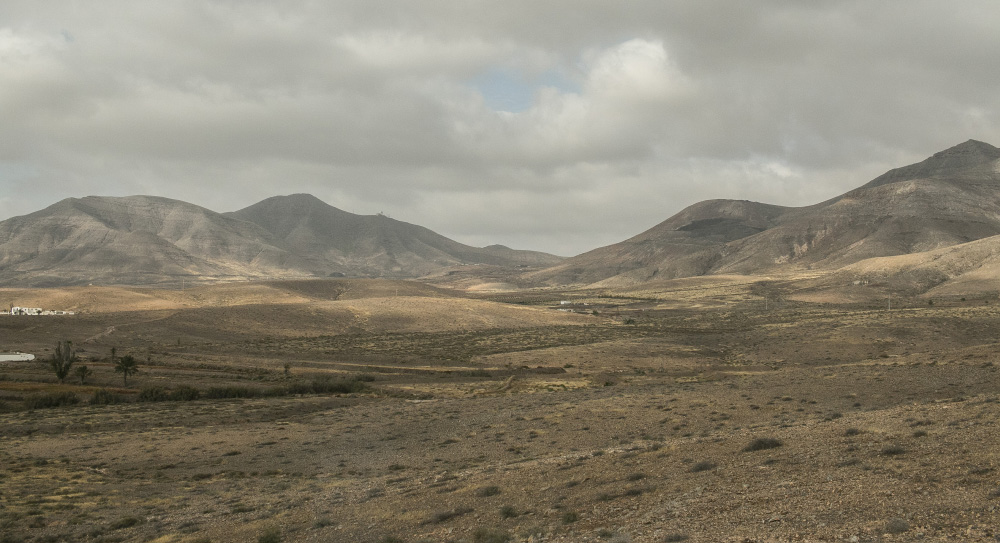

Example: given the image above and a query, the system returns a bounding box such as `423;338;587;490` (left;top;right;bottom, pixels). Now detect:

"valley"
2;277;999;542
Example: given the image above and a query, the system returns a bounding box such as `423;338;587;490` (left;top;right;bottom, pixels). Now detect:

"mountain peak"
251;193;336;210
931;139;1000;159
859;139;1000;190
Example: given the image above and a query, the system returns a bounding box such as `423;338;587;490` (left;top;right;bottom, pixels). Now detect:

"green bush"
90;389;126;405
25;392;79;409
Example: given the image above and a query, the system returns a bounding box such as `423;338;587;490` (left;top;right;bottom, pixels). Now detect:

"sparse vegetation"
4;278;1000;541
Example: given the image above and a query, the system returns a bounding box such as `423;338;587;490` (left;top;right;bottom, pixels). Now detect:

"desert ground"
2;277;1000;543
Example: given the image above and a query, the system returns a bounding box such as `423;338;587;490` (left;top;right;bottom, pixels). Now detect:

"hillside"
0;194;561;286
226;194;562;277
531;140;1000;286
0;196;298;286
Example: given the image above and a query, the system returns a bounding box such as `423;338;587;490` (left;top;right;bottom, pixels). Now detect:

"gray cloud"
1;1;999;255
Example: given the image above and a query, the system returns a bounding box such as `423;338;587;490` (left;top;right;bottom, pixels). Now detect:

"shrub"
428;507;473;524
311;376;369;394
288;375;369;395
743;438;783;452
473;528;511;543
25;392;79;409
663;535;689;542
881;445;906;456
500;505;518;519
170;386;200;401
561;511;579;524
138;387;169;402
885;518;909;534
258;526;281;543
477;485;501;497
110;516;141;529
90;389;126;405
689;461;716;472
205;386;256;399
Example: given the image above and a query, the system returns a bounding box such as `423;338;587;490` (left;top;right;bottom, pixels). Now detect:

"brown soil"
1;279;999;542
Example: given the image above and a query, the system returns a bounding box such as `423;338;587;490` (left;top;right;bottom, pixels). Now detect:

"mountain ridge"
529;140;1000;286
0;194;562;286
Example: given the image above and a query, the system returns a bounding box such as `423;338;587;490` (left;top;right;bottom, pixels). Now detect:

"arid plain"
2;276;999;543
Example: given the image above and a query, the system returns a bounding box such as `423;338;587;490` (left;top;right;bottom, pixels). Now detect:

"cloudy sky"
2;1;999;255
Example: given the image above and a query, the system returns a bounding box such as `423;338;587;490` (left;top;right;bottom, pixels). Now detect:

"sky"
2;1;1000;256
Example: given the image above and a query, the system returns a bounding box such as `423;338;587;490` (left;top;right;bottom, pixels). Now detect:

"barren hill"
0;196;298;286
0;194;561;286
531;140;1000;286
801;232;1000;298
227;194;562;277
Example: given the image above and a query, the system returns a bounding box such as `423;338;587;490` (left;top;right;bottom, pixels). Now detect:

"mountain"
530;140;1000;286
225;194;562;277
0;194;561;286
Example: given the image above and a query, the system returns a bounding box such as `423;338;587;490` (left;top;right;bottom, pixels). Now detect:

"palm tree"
50;340;76;384
114;354;139;386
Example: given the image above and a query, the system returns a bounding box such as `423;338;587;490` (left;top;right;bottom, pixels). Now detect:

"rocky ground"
2;281;1000;542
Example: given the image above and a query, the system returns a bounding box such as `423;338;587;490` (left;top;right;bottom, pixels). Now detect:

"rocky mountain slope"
531;140;1000;286
227;194;561;278
0;194;561;286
